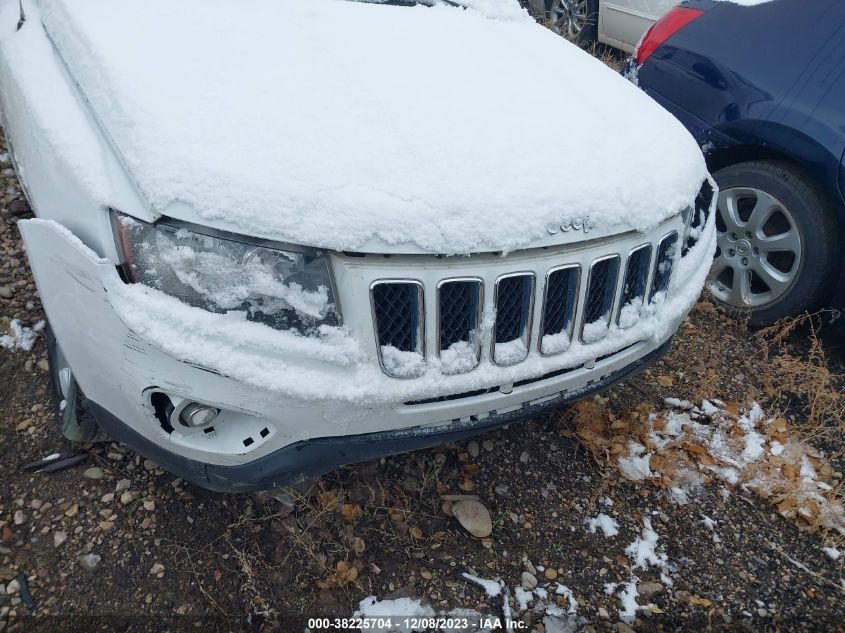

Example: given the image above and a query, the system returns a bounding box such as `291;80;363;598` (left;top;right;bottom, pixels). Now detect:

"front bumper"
19;208;716;491
88;338;672;492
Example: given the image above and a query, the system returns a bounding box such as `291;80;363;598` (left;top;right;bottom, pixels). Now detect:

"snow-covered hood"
37;0;707;255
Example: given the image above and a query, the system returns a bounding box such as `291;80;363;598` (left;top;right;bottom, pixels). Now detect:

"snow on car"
0;0;716;491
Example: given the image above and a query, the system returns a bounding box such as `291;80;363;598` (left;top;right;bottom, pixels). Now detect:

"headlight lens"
111;211;340;334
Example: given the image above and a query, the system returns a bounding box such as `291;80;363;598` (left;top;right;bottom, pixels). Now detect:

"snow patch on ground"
0;319;45;351
461;572;501;597
585;513;619;537
618;441;651;481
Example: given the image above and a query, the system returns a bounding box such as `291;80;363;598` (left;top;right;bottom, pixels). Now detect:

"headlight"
110;211;340;334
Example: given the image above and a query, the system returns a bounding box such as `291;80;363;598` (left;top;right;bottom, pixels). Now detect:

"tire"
547;0;598;46
709;160;841;326
46;324;109;443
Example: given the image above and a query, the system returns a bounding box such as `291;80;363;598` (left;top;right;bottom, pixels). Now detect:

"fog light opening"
150;392;175;434
179;403;220;429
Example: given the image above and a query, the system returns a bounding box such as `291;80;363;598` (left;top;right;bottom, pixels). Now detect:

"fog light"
179;403;219;428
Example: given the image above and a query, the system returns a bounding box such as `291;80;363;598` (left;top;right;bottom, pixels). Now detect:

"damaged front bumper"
19;209;716;492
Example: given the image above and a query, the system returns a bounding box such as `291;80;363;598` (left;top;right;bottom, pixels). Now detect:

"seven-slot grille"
371;230;679;378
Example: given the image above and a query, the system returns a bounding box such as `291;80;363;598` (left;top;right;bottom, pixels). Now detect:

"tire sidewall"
712;161;839;326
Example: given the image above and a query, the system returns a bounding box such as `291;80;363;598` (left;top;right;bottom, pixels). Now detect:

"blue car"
629;0;845;326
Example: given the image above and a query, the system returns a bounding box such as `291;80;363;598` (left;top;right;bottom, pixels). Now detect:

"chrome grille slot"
437;279;483;373
581;255;620;343
492;273;535;366
651;232;678;301
540;265;579;356
371;281;424;378
617;244;652;328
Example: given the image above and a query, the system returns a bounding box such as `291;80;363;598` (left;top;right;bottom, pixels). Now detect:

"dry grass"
754;311;845;458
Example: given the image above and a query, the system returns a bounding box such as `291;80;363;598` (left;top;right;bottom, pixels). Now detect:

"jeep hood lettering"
37;0;707;255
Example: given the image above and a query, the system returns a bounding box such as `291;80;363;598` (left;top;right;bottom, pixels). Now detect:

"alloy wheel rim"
709;186;802;309
550;0;588;40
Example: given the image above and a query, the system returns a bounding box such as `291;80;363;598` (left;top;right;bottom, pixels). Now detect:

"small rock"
53;532;67;548
149;562;165;576
83;467;104;480
494;483;509;496
143;500;155;512
36;359;49;372
78;554;101;572
0;287;12;300
5;580;19;596
115;479;131;492
452;500;493;538
467;441;480;458
119;492;136;505
64;503;79;517
519;451;529;463
12;511;24;526
520;572;538;590
757;608;768;618
616;623;635;633
544;568;558;581
598;607;609;619
98;521;114;532
101;493;114;503
637;581;663;597
482;440;494;451
106;452;124;461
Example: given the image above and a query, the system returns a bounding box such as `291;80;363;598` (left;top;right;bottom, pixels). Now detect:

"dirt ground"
2;54;845;633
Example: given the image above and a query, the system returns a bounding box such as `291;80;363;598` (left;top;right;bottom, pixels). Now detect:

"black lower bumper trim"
89;337;672;492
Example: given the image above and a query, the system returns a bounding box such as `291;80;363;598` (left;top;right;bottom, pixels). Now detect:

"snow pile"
573;398;845;536
35;0;707;254
581;319;609;344
585;513;619;537
540;331;571;355
354;596;434;632
493;338;527;365
0;319;45;351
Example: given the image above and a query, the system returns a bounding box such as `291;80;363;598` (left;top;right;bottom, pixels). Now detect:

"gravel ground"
2;136;845;631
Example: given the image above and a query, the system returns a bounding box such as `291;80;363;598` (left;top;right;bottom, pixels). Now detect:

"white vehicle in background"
526;0;677;51
1;0;715;491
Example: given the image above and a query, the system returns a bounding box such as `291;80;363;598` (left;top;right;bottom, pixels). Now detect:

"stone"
452;500;493;538
143;500;155;512
77;554;101;572
637;581;663;597
119;492;136;505
519;451;529;463
0;287;12;299
467;441;480;458
83;467;104;480
616;623;635;633
5;580;19;596
115;479;131;492
12;511;24;526
53;532;67;548
101;493;114;503
520;572;538;590
544;568;558;581
98;521;115;532
36;359;48;372
149;562;165;576
598;607;609;619
482;440;494;451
